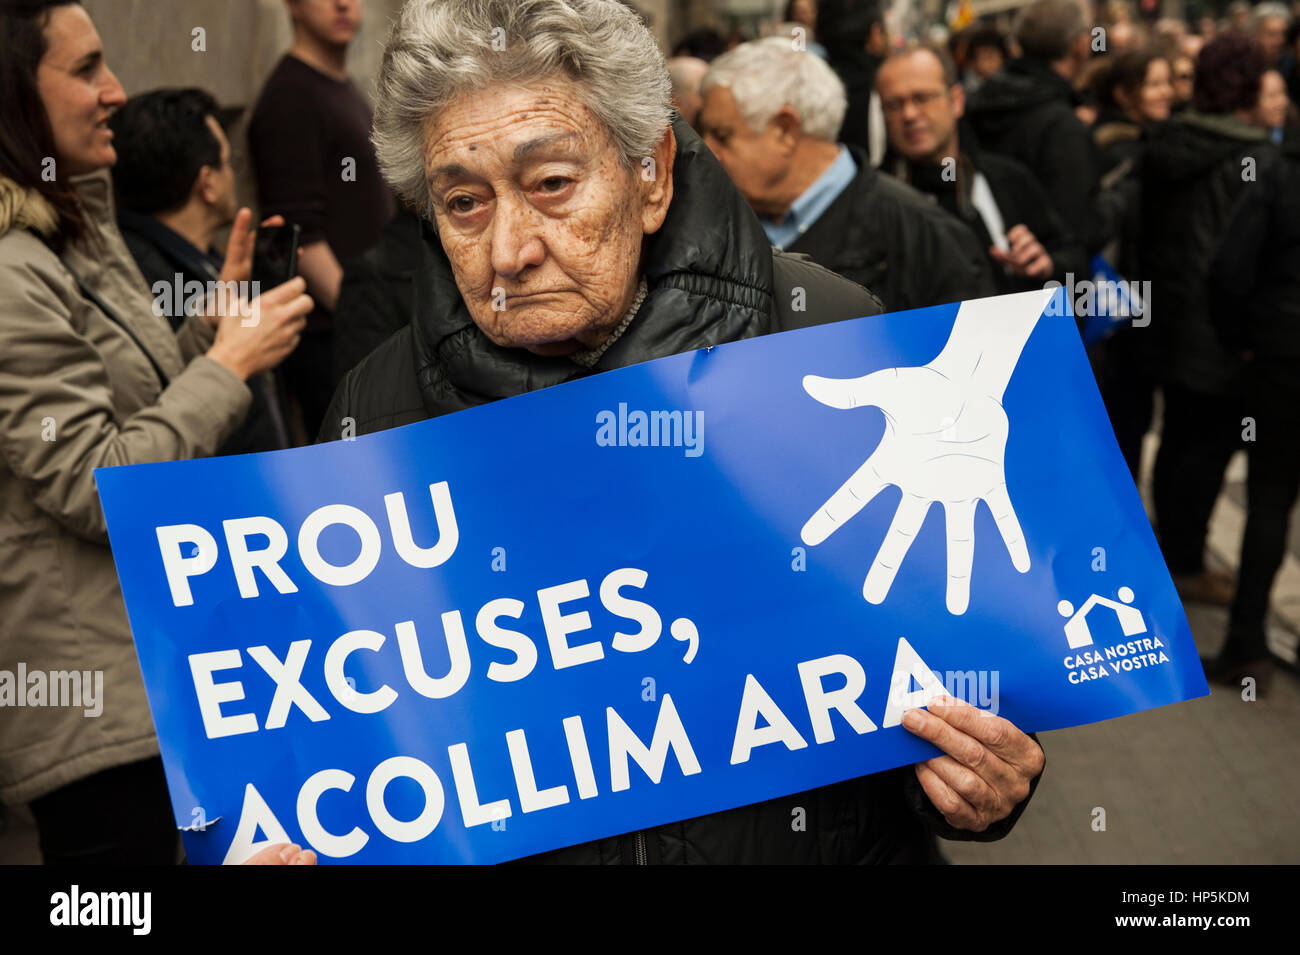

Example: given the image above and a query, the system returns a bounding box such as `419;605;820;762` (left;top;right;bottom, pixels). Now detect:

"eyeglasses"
880;90;946;114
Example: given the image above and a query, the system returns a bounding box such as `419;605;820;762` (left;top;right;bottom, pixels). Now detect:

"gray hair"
701;37;847;142
373;0;672;219
1253;2;1292;27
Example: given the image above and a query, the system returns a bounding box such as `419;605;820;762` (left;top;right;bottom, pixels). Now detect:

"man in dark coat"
320;114;1044;864
1202;127;1300;694
963;0;1113;254
817;0;889;165
695;38;995;313
1139;34;1283;608
876;46;1088;297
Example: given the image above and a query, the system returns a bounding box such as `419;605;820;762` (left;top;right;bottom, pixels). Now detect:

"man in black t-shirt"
248;0;396;440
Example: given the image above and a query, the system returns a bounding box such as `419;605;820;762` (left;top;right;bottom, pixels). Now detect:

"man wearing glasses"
876;45;1086;296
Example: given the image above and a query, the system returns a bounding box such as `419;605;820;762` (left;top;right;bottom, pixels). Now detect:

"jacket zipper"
634;831;647;865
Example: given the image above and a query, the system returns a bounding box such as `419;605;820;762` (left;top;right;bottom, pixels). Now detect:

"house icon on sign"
1057;587;1146;649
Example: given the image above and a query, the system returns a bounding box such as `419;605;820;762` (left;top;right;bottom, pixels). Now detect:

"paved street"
947;443;1300;864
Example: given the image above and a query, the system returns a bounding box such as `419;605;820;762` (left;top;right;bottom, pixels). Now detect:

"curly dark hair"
1193;33;1265;114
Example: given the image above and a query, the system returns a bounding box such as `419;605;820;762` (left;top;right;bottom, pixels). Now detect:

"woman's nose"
102;67;127;108
489;197;546;279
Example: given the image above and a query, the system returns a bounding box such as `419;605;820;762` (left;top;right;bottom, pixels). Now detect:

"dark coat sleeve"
331;209;422;386
1016;172;1090;284
904;731;1045;842
1033;110;1110;254
771;250;884;331
331;255;408;386
316;375;352;444
1208;168;1272;353
917;210;999;307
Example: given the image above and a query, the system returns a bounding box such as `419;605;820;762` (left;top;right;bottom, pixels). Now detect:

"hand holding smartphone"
251;223;301;294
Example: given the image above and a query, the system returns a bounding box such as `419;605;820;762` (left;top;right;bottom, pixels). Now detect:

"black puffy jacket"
1138;111;1282;393
965;58;1111;254
331;206;422;388
1209;127;1300;359
319;117;1042;863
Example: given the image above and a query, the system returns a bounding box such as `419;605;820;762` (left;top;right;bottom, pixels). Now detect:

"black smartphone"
251;223;300;294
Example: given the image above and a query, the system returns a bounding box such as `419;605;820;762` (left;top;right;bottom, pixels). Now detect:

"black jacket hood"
408;114;779;416
1144;111;1271;184
965;59;1078;134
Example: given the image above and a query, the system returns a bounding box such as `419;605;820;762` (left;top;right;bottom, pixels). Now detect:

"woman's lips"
506;291;567;304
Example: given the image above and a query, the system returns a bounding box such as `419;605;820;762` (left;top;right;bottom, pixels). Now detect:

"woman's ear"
640;125;676;235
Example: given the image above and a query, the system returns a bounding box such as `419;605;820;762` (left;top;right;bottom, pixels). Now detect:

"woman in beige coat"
0;0;312;863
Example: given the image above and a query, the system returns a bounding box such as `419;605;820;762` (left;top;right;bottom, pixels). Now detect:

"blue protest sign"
1075;255;1151;346
95;288;1207;864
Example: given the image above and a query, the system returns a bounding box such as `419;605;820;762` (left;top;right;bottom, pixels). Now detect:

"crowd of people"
0;0;1293;865
674;0;1300;704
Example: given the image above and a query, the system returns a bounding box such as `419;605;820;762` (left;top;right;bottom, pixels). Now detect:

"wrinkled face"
422;79;673;355
877;52;961;165
1136;58;1174;123
1255;70;1290;129
290;0;361;47
36;4;127;177
697;84;791;218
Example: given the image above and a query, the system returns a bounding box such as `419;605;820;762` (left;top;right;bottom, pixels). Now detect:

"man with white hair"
1253;2;1291;68
697;38;995;311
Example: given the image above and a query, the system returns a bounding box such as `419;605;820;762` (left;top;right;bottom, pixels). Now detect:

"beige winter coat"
0;170;251;804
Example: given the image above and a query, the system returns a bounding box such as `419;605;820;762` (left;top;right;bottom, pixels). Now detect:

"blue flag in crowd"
1077;254;1150;346
95;288;1208;864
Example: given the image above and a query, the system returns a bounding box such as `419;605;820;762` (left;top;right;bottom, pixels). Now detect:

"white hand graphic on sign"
800;290;1051;614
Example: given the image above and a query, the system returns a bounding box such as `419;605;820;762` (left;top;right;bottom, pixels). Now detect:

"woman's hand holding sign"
242;843;317;865
800;291;1049;615
902;697;1045;833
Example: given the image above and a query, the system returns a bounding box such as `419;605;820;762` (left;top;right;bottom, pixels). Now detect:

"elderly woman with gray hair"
322;0;1043;864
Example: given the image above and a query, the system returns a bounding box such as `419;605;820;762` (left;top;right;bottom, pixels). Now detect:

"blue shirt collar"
760;144;857;250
